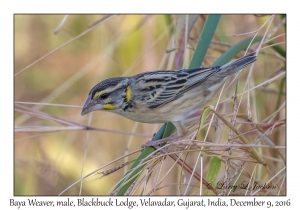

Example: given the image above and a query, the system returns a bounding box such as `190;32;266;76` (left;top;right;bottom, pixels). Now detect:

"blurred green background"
14;15;286;195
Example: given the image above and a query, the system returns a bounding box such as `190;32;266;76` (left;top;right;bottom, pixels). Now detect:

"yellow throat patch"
103;103;115;110
125;86;131;102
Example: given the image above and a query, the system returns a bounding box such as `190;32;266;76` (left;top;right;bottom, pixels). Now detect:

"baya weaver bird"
82;52;257;136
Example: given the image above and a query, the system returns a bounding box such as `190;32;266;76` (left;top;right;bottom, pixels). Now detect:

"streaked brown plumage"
82;52;257;136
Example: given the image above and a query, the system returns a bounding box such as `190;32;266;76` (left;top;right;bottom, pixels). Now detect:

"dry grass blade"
58;149;142;195
54;15;69;34
15;101;82;109
15;107;151;137
15;126;81;132
210;107;267;166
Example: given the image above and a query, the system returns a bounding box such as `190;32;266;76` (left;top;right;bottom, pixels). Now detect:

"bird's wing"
176;52;257;97
175;66;220;97
135;71;188;108
136;53;257;109
135;68;218;108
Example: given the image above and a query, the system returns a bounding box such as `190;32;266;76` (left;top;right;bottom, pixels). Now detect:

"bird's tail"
219;52;257;76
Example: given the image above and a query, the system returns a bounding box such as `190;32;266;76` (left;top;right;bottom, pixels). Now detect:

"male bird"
82;52;257;136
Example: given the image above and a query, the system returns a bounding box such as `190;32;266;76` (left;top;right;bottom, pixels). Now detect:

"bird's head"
81;77;131;115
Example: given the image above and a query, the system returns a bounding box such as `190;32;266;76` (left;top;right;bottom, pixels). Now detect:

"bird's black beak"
81;94;101;115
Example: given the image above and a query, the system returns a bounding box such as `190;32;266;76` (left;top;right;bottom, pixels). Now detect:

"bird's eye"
100;93;109;99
